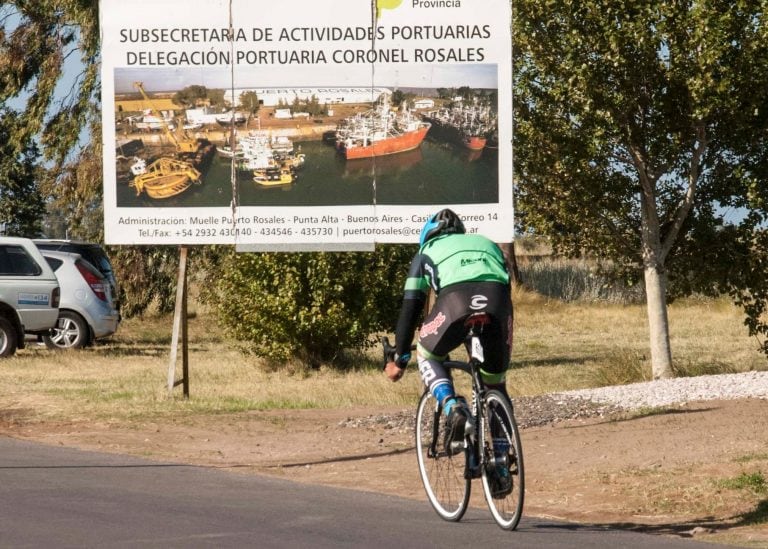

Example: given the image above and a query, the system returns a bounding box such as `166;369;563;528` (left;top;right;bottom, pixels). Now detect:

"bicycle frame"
443;320;489;478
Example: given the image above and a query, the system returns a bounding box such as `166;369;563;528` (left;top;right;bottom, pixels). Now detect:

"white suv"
0;237;60;357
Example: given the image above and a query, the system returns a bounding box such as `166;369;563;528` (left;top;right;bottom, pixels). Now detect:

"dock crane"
133;81;200;156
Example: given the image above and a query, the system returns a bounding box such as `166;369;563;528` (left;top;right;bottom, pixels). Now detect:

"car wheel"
0;316;19;357
43;311;89;350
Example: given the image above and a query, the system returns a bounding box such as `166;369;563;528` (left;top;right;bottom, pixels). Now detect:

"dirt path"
3;398;768;546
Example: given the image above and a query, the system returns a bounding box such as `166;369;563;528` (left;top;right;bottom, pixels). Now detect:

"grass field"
1;282;765;424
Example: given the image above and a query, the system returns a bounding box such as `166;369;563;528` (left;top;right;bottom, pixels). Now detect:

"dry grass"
599;465;761;518
0;289;766;424
517;256;645;303
506;288;767;396
0;312;424;424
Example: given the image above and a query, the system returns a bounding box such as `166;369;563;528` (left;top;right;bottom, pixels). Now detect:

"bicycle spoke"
415;392;470;522
479;390;525;530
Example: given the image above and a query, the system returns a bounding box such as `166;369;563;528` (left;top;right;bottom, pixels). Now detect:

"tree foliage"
172;85;209;108
41;122;103;241
514;0;768;374
0;112;45;236
239;91;260;114
0;1;95;235
0;0;99;169
110;246;182;317
201;246;414;367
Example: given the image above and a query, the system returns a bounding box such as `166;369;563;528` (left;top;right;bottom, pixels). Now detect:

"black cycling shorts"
417;281;512;375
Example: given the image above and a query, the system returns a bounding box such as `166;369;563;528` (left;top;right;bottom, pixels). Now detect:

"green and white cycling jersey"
403;233;510;300
394;233;512;363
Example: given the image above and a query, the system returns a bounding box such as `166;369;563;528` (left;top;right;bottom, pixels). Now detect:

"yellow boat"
254;166;294;187
131;157;201;199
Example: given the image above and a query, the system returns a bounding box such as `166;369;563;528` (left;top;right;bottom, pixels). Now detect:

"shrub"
203;245;415;367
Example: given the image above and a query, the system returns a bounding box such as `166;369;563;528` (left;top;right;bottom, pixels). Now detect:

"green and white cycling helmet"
419;208;466;247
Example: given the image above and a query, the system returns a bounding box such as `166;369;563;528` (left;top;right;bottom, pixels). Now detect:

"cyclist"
384;208;513;462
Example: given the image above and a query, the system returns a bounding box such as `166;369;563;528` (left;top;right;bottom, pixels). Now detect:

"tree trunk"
500;241;522;286
644;264;674;379
636;167;675;380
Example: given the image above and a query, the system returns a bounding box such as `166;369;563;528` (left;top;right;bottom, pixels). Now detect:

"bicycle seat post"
465;313;489;366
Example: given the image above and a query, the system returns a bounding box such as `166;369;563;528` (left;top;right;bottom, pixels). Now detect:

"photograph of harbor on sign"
113;76;500;208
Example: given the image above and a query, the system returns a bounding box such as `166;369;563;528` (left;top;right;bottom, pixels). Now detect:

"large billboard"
100;0;513;246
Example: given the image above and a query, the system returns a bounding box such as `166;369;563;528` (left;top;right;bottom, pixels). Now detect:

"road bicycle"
382;312;524;530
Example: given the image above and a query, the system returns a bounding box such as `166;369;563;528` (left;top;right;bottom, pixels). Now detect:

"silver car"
34;239;120;316
0;237;60;357
40;250;120;349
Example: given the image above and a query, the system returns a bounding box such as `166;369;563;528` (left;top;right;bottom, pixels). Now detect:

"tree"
41;123;103;241
456;86;473;102
0;112;45;236
0;1;99;170
207;88;225;107
513;1;768;378
1;1;99;234
239;91;260;114
307;94;320;115
173;85;209;108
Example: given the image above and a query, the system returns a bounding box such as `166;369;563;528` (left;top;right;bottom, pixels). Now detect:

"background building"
223;87;392;107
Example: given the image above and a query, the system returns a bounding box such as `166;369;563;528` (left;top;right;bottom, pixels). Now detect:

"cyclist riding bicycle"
384;208;514;455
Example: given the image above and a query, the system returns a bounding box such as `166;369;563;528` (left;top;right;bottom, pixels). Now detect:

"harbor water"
115;138;499;208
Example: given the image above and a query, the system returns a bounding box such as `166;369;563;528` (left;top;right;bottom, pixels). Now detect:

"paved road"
0;437;727;548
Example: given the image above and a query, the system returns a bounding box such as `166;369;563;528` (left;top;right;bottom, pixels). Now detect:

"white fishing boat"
215;111;247;126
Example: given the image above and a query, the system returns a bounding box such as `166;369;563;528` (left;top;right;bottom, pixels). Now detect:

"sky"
113;63;499;94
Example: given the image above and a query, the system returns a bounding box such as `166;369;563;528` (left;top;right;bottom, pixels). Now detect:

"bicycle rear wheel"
415;391;470;521
479;389;525;530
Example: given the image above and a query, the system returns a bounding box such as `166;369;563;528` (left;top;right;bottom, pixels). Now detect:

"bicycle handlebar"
381;335;476;380
380;337;419;370
380;336;396;370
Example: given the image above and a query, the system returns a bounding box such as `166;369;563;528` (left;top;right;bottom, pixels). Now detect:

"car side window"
44;257;64;272
0;245;43;276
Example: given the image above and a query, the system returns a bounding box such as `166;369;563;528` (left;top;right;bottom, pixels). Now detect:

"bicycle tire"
479;389;525;530
415;391;470;522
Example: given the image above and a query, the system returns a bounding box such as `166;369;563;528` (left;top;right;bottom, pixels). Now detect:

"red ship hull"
463;135;487;151
341;125;430;160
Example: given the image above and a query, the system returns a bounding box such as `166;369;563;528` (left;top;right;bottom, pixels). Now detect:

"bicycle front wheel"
415;391;470;522
479;389;525;530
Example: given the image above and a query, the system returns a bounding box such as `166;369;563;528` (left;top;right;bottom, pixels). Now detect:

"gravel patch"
556;370;768;410
342;370;768;432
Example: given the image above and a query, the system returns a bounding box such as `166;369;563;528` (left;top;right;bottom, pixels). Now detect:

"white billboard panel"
101;0;513;246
